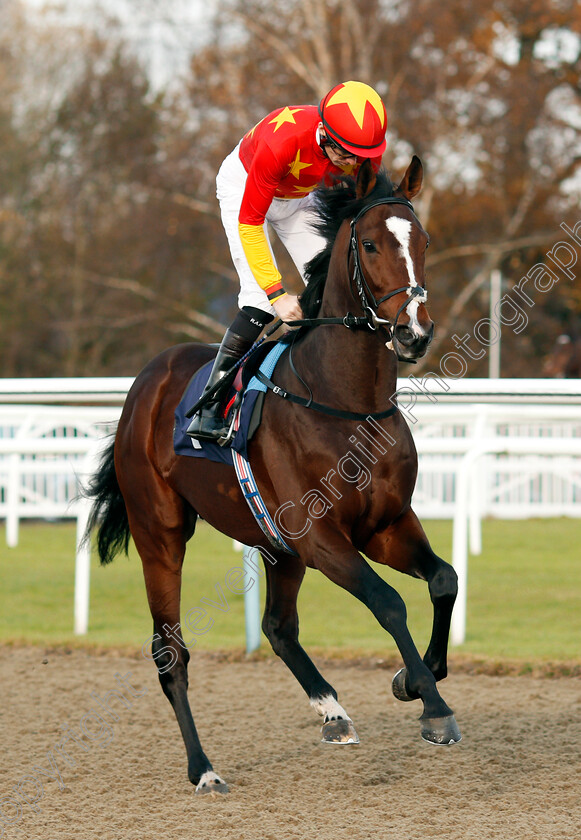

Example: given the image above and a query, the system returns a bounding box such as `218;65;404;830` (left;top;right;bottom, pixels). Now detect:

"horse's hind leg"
122;479;228;794
261;551;359;744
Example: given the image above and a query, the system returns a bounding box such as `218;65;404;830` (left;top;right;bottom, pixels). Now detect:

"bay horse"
86;157;461;795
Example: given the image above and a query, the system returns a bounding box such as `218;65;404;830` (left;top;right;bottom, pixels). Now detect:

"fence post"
243;546;261;653
451;456;469;647
74;499;92;635
73;439;105;635
451;446;483;646
6;453;20;548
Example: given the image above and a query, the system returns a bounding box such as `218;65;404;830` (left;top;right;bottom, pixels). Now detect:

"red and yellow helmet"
318;80;387;157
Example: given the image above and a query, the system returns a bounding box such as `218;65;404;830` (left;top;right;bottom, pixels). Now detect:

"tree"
187;0;581;376
0;7;228;376
1;0;579;377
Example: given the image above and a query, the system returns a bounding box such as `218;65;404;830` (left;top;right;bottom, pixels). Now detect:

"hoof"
420;714;462;746
195;772;229;795
392;668;418;702
321;718;360;745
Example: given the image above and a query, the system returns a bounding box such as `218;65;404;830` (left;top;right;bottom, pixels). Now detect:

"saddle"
173;339;296;554
173;339;289;464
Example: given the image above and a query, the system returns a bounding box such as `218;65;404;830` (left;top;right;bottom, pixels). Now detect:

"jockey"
187;80;388;443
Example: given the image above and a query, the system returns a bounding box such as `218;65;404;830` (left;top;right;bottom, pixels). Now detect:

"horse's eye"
426;236;430;249
362;240;376;253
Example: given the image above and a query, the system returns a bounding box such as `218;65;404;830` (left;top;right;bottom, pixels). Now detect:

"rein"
187;196;426;422
246;196;429;422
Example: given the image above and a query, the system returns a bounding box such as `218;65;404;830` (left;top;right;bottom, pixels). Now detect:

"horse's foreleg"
312;534;461;745
365;509;458;690
422;555;458;681
262;552;359;744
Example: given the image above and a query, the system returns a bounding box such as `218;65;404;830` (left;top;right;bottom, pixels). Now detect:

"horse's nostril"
395;325;416;346
394;323;434;348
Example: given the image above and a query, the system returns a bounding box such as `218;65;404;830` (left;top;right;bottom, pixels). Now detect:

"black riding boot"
186;307;273;444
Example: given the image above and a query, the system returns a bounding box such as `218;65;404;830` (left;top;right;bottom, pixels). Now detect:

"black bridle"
288;196;428;336
349;197;428;335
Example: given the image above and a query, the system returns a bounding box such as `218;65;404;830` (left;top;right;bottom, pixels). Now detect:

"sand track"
1;646;579;840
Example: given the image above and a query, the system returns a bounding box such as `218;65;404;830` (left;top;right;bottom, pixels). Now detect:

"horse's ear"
356;159;377;199
396;155;423;200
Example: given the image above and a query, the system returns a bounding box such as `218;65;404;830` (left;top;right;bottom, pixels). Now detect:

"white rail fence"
1;378;580;644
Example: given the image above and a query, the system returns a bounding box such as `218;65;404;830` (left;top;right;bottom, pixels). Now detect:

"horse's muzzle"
394;322;434;360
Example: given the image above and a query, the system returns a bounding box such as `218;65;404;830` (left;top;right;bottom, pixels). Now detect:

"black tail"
85;435;131;565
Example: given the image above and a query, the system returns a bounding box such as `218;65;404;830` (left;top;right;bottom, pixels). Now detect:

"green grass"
0;518;579;662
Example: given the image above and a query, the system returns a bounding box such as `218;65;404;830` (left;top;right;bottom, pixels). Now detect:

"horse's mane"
300;168;396;318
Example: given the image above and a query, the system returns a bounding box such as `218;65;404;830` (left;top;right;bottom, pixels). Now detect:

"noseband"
349;197;428;333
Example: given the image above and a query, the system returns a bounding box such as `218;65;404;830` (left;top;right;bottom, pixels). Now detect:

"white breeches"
216;144;328;314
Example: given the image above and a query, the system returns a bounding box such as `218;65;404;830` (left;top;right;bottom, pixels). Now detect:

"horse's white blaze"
310;694;351;722
385;216;426;337
385;217;417;287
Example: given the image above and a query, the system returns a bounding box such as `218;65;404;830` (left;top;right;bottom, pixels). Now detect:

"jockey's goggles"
323;134;358;159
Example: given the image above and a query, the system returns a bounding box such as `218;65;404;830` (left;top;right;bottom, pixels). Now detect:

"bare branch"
232;11;324;96
84;270;226;337
208;261;239;284
337;0;372;80
300;0;334;91
427;231;558;267
141;185;219;217
165;321;215;341
418;179;543;366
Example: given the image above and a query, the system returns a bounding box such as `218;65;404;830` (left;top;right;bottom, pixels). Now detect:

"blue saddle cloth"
173;341;289;465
